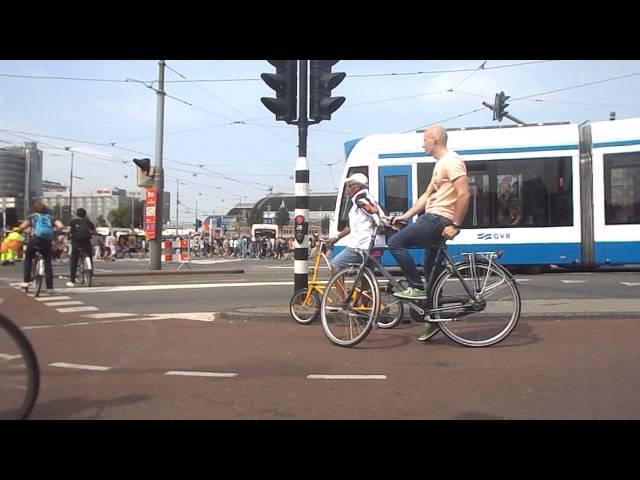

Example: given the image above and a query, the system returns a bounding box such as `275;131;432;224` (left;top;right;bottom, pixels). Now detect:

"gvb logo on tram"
478;233;512;241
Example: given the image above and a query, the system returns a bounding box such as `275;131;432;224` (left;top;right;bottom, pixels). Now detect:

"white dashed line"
83;312;137;319
55;306;99;313
621;282;640;286
306;374;387;380
165;371;238;378
49;362;111;371
561;280;587;284
34;296;71;302
43;301;85;307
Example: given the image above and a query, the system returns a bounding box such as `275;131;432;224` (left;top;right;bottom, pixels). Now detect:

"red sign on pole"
144;187;157;240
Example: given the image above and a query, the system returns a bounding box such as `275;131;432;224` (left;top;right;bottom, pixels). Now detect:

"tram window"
383;175;408;215
416;162;435;196
604;152;640;225
463;170;492;228
338;166;369;231
496;157;572;228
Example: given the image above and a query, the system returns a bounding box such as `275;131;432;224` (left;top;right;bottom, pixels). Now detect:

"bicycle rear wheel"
0;313;40;419
320;266;379;347
431;261;521;347
77;259;86;285
33;259;43;297
289;288;320;325
376;288;404;329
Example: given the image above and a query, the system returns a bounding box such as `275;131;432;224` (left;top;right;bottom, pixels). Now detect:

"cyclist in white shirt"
328;173;381;273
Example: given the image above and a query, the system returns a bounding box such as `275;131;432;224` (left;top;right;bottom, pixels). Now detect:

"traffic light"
260;60;297;124
309;60;346;122
133;158;155;188
493;91;510;122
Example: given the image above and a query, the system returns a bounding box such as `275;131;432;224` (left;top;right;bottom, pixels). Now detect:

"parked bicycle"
320;216;521;348
289;237;403;328
0;303;40;420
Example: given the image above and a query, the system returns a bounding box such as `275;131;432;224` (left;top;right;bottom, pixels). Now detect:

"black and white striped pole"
294;60;310;292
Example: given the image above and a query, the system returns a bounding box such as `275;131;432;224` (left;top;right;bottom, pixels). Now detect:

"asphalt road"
1;257;639;318
2;284;639;419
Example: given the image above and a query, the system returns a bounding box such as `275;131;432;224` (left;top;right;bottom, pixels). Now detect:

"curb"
94;269;244;277
215;309;640;322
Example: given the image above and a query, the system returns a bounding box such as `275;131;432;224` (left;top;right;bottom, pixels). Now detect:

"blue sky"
1;60;640;221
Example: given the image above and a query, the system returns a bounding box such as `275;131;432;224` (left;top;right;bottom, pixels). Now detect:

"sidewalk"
217;298;640;321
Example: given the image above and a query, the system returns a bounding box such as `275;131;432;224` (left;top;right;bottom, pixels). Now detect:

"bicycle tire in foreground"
0;313;40;420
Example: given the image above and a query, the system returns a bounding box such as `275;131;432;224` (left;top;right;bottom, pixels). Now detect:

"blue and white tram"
329;117;640;269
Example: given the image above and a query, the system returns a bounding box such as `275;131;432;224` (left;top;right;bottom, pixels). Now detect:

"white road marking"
49;362;111;371
515;278;531;283
306;374;387;380
621;282;640;286
0;353;22;361
34;296;71;302
83;312;137;319
561;280;587;284
43;300;85;307
165;371;238;378
21;313;220;330
56;281;294;294
55;306;99;313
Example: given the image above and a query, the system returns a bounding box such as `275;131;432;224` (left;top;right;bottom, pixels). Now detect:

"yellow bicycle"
289;237;403;327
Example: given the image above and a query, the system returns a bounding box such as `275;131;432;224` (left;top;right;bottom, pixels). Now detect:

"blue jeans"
387;213;452;289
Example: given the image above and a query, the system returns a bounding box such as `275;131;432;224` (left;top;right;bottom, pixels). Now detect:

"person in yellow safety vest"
1;227;24;265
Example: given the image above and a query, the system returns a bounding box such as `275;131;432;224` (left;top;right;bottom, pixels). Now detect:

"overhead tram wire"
0;127;285;191
164;62;294;146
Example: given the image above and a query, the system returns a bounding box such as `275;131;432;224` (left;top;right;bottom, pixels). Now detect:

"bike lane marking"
165;371;238;378
49;362;111;371
306;374;387;380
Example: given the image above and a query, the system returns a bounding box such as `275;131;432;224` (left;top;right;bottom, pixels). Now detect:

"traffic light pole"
482;101;526;125
149;60;166;270
294;60;309;293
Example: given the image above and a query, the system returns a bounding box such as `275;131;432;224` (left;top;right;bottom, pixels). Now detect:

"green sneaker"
417;322;439;342
393;287;427;300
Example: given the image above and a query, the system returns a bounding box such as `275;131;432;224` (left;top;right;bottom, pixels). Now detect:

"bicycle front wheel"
320;266;379;347
431;261;521;347
0;313;40;419
289;288;320;325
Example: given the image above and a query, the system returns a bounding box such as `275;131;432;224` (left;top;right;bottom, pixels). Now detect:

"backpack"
71;218;92;241
33;213;54;239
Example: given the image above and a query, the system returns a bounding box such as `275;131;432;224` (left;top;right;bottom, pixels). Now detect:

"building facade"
0;142;43;225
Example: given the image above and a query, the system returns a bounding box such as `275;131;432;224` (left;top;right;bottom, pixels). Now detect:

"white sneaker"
66;282;75;287
46;289;56;295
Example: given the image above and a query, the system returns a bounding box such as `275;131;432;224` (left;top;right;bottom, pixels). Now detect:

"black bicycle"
24;247;46;297
76;247;93;287
0;308;40;419
320;217;521;348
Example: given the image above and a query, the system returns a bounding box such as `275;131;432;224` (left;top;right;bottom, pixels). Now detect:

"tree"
274;205;290;227
96;215;108;227
247;206;264;227
321;215;331;235
107;204;131;227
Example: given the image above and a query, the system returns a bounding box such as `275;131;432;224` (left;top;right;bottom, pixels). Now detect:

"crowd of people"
187;234;296;260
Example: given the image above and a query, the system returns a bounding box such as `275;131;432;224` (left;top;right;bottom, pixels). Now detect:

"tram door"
378;165;413;266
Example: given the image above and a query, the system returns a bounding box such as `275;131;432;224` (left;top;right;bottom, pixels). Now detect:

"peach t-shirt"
425;151;467;220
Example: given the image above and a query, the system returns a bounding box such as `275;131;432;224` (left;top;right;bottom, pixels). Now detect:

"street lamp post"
65;147;75;213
